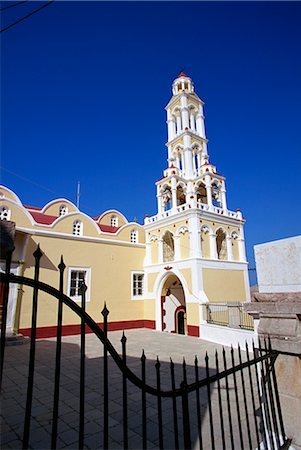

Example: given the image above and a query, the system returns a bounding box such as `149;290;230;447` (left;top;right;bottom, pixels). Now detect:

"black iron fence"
206;302;254;330
0;246;291;449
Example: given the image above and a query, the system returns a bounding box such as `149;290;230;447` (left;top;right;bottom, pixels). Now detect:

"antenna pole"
77;181;80;209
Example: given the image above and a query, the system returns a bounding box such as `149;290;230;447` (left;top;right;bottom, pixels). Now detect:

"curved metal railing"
0;246;289;450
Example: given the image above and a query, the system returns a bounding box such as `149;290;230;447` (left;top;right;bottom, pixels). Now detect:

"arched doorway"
161;274;186;335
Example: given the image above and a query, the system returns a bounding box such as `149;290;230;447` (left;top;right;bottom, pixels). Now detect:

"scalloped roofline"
0;185;23;206
95;209;128;224
0;197;35;226
47;210;100;233
41;198;79;214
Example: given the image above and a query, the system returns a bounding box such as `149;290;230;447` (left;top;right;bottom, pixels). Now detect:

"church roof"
28;210;58;225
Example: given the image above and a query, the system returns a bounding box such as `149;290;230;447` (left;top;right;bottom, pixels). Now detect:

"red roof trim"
98;224;120;233
24;205;42;211
29;211;58;225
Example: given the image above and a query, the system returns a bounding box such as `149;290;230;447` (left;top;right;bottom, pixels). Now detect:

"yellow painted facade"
202;268;247;302
0;73;250;340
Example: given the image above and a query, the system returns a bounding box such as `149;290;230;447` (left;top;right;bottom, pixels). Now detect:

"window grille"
132;273;144;296
73;220;83;236
59;205;68;216
111;215;118;227
130;229;138;243
0;206;10;221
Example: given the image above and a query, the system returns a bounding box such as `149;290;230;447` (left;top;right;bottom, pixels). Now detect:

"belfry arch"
160;274;186;335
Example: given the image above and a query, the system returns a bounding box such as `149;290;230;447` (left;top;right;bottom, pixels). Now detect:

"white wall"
254;236;301;293
199;322;255;349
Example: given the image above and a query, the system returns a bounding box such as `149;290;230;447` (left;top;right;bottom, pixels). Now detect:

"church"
0;73;250;338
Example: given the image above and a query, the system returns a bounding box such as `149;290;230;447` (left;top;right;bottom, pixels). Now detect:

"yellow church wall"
202;268;247;302
143;300;156;321
147;272;158;292
150;240;158;264
155;219;189;237
186;303;199;326
1;202;33;228
98;212;126;227
179;232;190;259
19;234;146;330
169;99;181;112
232;238;240;261
53;214;99;237
0;187;20;203
180;268;192;292
186;96;199;108
43;200;78;216
116;225;145;244
169;136;184;149
201;230;210;258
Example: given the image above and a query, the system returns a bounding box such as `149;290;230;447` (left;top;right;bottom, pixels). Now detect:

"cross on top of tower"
178;70;188;78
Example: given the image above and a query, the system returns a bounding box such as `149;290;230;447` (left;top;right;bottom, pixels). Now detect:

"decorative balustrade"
145;202;241;224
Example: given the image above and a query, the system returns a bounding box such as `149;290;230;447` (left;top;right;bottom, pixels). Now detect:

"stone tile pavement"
1;329;262;449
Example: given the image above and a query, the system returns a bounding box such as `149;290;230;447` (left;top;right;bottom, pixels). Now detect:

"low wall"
199;322;255;349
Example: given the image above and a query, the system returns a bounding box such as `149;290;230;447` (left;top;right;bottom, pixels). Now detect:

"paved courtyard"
1;329;262;449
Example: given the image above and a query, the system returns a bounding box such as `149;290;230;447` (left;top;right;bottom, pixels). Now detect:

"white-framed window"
59;204;68;216
67;267;91;302
0;206;11;221
130;229;138;243
73;220;83;236
131;272;144;298
110;215;118;227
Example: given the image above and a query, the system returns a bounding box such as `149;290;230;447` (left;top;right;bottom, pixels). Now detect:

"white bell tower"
155;71;231;215
144;73;249;336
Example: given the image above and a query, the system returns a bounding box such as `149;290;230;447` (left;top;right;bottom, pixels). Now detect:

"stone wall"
254;236;301;293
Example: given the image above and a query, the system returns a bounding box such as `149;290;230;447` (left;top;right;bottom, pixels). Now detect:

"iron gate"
0;246;291;449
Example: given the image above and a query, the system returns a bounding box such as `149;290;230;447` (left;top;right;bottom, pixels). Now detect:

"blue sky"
1;1;301;277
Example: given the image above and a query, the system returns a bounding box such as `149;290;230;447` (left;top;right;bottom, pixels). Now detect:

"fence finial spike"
141;349;146;362
121;331;127;345
33;244;43;260
101;303;109;317
194;355;198;365
58;255;66;272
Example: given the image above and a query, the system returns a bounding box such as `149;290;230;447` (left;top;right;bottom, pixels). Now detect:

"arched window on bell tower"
216;228;227;260
196;183;207;205
163;231;175;262
212;182;222;207
176;185;186;206
161;187;172;211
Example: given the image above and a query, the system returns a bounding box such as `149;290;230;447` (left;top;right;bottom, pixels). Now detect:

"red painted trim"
187;325;200;337
19;319;156;339
173;305;186;334
161;296;165;331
